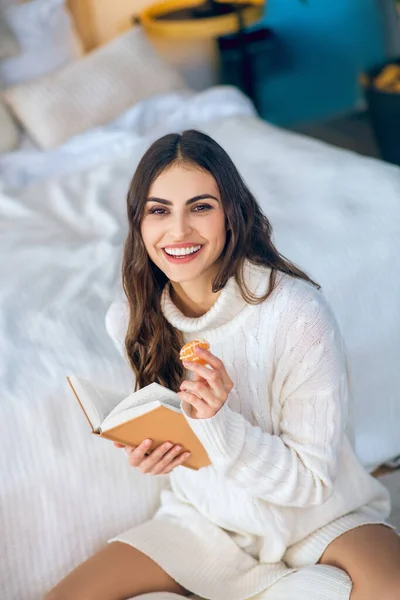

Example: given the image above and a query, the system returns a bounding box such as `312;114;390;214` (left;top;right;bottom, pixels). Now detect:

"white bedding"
0;86;256;190
1;88;399;600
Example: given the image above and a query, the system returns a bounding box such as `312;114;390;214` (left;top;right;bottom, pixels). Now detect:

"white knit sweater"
161;261;390;562
108;261;390;599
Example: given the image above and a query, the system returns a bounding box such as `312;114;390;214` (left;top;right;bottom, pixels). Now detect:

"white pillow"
4;29;188;150
0;15;19;59
0;95;18;152
0;0;82;87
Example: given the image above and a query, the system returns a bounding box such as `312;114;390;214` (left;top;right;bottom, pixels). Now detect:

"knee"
44;587;94;600
380;579;400;600
43;589;64;600
352;578;400;600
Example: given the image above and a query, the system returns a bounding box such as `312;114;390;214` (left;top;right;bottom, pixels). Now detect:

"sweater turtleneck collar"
161;260;271;335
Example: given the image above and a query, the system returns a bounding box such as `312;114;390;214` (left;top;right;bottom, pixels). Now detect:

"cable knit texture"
132;564;352;600
108;261;391;600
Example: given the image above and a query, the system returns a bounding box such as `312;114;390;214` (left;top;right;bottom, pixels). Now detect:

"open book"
67;375;211;471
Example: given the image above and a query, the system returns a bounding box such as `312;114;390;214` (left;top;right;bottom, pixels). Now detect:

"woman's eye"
193;204;212;212
148;207;167;215
148;204;212;215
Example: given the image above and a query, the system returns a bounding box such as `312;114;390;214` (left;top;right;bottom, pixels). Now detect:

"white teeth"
164;245;201;257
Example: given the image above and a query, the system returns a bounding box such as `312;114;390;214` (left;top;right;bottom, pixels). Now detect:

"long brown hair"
122;130;319;392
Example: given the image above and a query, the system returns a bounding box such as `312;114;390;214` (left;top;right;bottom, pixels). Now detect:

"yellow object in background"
67;0;266;51
140;0;265;39
374;64;400;93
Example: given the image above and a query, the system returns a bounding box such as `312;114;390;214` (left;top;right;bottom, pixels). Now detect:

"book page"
68;376;127;430
105;382;181;423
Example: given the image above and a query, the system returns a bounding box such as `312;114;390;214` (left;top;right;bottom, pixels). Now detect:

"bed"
1;6;400;600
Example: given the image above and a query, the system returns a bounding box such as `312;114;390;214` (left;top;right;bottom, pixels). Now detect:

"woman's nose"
170;213;192;239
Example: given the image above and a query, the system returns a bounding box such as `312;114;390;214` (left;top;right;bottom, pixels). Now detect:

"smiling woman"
141;165;226;287
122;129;317;392
46;129;400;600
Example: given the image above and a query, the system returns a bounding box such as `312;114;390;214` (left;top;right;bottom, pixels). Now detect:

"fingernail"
183;452;191;458
165;442;173;449
144;439;152;446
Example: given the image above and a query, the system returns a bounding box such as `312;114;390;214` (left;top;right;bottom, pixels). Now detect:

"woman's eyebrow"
146;194;220;206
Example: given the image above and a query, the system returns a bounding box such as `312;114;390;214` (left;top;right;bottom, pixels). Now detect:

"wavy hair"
122;130;319;391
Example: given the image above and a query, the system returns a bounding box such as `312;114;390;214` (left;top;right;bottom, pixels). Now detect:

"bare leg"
319;524;400;600
45;541;190;600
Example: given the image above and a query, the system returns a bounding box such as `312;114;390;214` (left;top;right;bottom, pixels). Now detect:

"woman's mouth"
162;245;203;264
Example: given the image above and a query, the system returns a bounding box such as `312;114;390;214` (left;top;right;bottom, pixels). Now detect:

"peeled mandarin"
180;339;210;365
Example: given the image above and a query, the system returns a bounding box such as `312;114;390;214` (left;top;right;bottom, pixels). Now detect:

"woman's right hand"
113;440;191;475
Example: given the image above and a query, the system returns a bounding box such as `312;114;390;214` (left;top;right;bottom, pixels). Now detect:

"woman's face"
140;163;227;285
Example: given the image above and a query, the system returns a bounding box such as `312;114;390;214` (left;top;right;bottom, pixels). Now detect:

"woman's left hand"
177;346;233;419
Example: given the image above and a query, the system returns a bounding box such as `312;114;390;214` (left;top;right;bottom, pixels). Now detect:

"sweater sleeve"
184;285;349;508
105;298;130;361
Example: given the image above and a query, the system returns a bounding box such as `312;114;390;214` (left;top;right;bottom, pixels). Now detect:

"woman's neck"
170;275;221;318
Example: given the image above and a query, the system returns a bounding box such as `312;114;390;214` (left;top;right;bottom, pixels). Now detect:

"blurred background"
2;0;400;162
1;2;400;599
84;0;399;157
50;0;400;160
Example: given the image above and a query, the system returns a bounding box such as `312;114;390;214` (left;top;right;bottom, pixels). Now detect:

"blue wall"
258;0;388;126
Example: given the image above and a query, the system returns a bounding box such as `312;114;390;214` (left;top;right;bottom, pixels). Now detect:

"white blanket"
0;86;255;190
1;103;399;599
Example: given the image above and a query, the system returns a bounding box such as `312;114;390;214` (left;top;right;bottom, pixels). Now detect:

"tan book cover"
67;376;211;471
